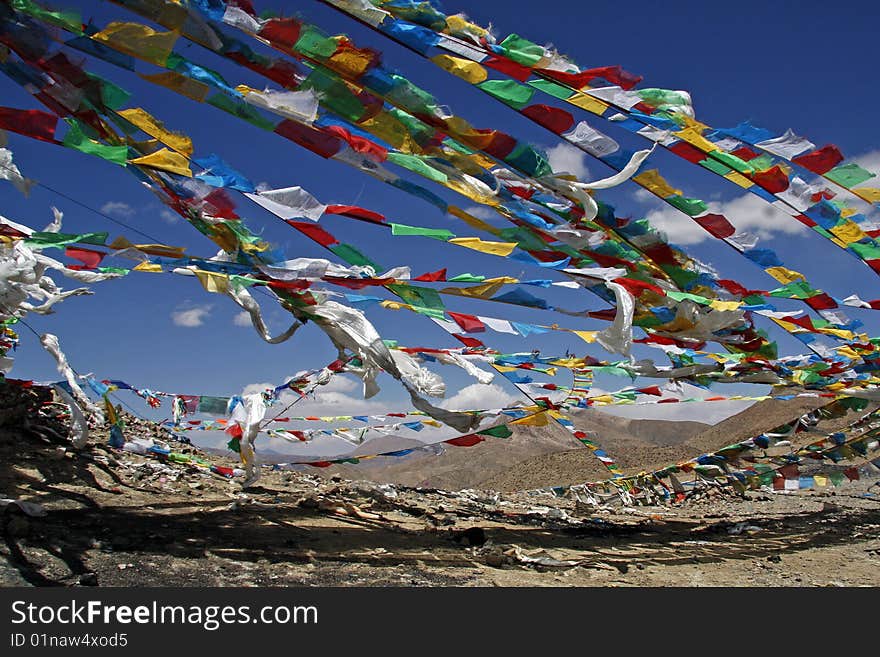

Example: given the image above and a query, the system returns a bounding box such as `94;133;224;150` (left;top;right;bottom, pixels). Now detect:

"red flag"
694;213;736;238
274;120;342;158
258;17;302;48
447;312;486;333
0;107;58;142
669;141;708;164
452;334;484;348
792;145;844;175
613;277;664;297
483;55;533;82
414;268;447;282
65;246;104;270
521;104;575;134
749;165;790;194
324;204;386;223
286;220;339;247
445;434;484;447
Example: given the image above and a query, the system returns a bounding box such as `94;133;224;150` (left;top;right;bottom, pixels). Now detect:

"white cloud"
463;205;501;220
242;381;275;396
159;208;179;224
852;149;880;175
646;148;880;246
439;383;523;411
233;311;251;327
632;188;657;205
246;375;390;418
546;142;590;180
171;304;213;328
645;192;809;245
240;378;522;421
100;201;135;218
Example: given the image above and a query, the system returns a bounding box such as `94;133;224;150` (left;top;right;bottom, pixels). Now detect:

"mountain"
305;408;709;490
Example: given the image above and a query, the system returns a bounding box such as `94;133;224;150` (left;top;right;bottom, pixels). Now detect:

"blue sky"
3;0;880;428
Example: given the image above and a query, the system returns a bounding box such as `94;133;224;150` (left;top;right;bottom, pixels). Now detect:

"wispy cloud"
100;201;135;218
644;148;880;245
245;376;390;417
171;304;213;328
159;208;179;224
233;311;251;327
439;383;522;411
645;192;809;245
546;142;590;180
463;205;501;220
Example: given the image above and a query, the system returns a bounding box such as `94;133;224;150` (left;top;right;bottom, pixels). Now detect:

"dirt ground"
2;409;878;587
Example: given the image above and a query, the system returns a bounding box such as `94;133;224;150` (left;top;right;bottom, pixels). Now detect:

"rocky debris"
0;387;879;588
477;543;581;570
0;382;50;428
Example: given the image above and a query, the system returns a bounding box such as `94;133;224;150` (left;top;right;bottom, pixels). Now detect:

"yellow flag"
632;169;682;198
852;187;880;203
93;22;179;66
329;44;375;78
359;113;418;152
723;170;754;188
709;300;742;312
829;221;867;245
447;205;503;236
570;330;598;343
193;269;229;294
129;147;192;177
511;411;549;427
132;261;163;273
567;92;608;115
441;278;510;298
818;327;855;340
446;14;490;39
380;300;410;312
118;108;193;156
104;395;118;425
431;54;488;84
674;126;718;153
448;237;517;256
109;236;186;258
765;266;806;285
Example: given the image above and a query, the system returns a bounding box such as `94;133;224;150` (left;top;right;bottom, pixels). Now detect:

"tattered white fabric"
563;121;619;158
305;299;480;433
435;351;495;384
240;89;320;124
229;392;267;488
245;186;327;221
0;147;34;196
256;257;372;281
541;147;651;220
222;5;263;33
52;382;90;448
40;333;103;422
321;0;390;27
390;350;445;397
755;129;816;159
596;282;635;356
585;86;643;110
226;285;302;344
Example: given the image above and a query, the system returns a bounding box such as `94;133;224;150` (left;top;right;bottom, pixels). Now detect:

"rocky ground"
1;384;879;587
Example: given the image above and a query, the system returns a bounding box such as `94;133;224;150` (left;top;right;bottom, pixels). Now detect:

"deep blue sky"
3;0;880;420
